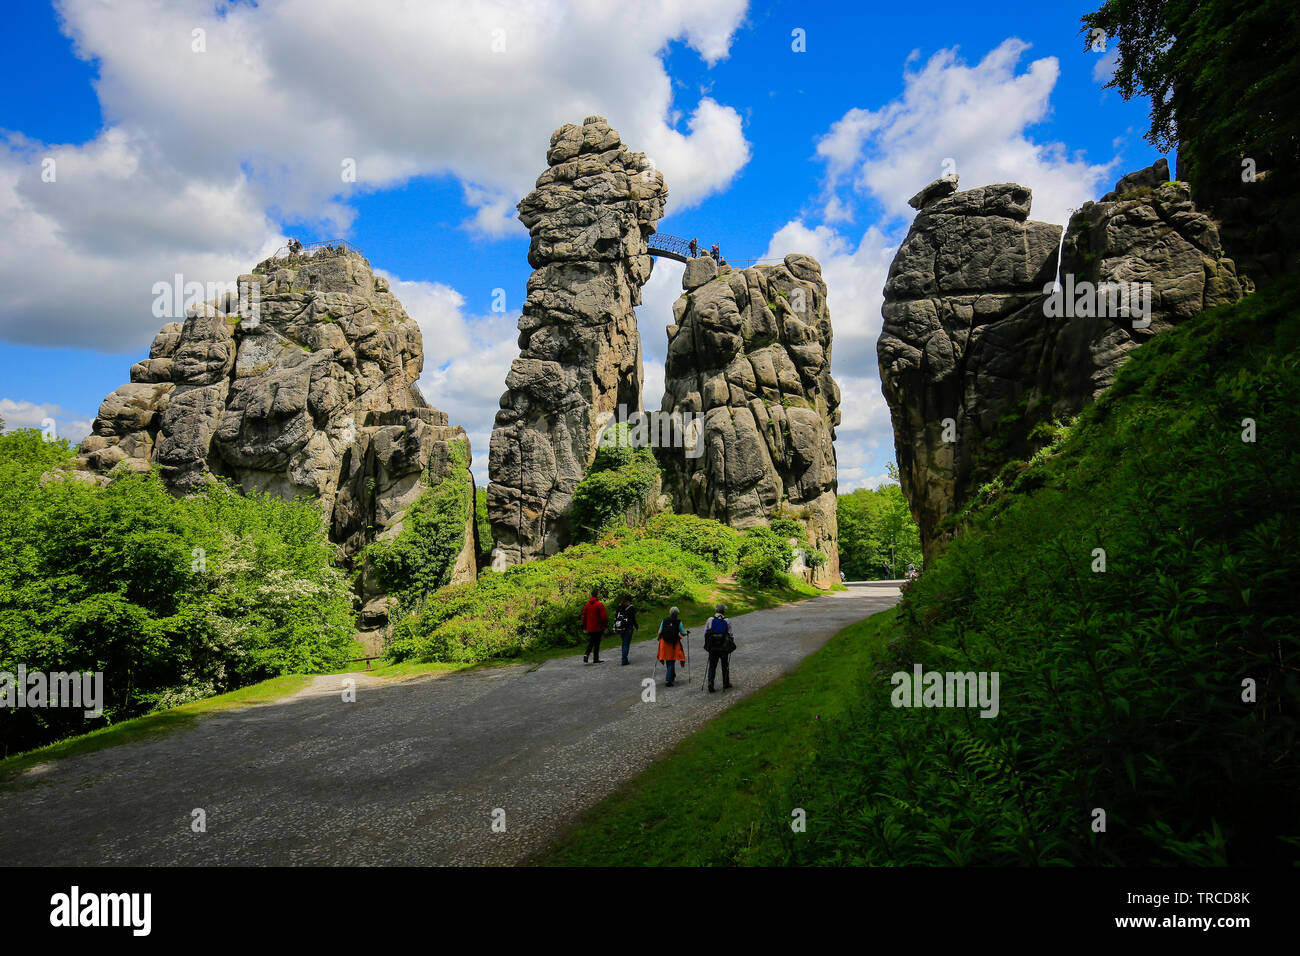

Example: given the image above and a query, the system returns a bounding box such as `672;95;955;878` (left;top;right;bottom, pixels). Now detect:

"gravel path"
0;584;899;866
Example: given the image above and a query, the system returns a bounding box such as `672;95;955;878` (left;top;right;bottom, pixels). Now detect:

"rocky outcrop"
487;116;667;564
79;246;477;621
879;163;1244;559
658;253;841;586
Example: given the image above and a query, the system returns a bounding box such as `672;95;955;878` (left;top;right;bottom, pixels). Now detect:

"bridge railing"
270;239;366;260
646;233;782;269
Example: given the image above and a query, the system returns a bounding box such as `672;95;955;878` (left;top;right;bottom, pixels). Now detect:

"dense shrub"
0;433;355;755
570;427;660;540
365;438;473;611
643;513;741;569
765;279;1300;865
735;527;793;588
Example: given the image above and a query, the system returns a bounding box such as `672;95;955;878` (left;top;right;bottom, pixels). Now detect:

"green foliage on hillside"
837;474;923;578
365;438;472;611
570;424;661;540
762;278;1300;865
385;513;804;664
0;428;354;756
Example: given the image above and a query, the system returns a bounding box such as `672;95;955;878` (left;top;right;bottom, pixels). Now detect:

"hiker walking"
581;589;608;664
689;237;699;258
703;604;735;692
657;607;687;686
711;243;720;263
614;594;638;666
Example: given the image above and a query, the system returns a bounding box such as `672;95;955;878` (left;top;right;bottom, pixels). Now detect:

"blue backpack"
705;616;734;653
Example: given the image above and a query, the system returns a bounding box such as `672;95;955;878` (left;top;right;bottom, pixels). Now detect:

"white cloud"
790;38;1126;490
391;273;519;486
817;38;1116;228
0;398;92;444
1;0;753;352
635;257;685;411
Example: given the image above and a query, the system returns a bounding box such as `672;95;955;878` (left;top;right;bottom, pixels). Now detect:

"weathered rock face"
879;163;1244;559
79;247;478;619
488;116;667;564
658;254;841;586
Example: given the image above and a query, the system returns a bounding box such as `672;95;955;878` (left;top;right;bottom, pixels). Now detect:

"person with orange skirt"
657;606;687;686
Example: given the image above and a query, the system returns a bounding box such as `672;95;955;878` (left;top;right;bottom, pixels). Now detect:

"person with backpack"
614;594;638;666
581;589;608;664
657;607;687;686
702;604;735;692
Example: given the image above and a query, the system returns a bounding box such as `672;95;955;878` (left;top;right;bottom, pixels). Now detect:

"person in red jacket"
581;590;608;664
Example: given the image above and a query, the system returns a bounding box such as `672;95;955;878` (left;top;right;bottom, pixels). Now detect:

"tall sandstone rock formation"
878;162;1244;559
658;254;841;586
78;246;477;624
488;116;667;564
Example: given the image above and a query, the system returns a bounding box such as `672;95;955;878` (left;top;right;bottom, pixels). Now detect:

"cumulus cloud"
1;0;752;352
386;272;519;486
0;398;92;444
817;38;1116;228
792;38;1123;489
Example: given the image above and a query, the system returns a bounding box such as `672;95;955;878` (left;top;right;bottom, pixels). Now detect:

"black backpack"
660;617;680;644
704;616;734;653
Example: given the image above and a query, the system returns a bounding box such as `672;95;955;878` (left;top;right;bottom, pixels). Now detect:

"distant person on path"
581;589;608;664
703;604;735;692
711;243;721;263
907;563;918;581
689;238;699;257
657;607;687;686
614;594;638;666
882;561;892;579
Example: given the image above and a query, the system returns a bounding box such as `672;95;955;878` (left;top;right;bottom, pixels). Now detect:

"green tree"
836;466;922;579
1082;0;1300;262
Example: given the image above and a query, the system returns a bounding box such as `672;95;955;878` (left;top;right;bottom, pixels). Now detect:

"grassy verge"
0;674;316;784
534;607;900;866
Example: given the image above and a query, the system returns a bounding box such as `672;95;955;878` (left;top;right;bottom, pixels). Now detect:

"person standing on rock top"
689;238;699;258
614;594;638;666
581;589;608;664
711;243;720;263
657;607;687;686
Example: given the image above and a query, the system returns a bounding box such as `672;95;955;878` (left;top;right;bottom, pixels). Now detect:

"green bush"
764;278;1300;865
365;438;472;611
736;527;793;588
0;432;354;756
643;513;741;569
570;425;660;540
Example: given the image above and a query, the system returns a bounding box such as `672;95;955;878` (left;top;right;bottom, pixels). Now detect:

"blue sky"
0;0;1162;490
